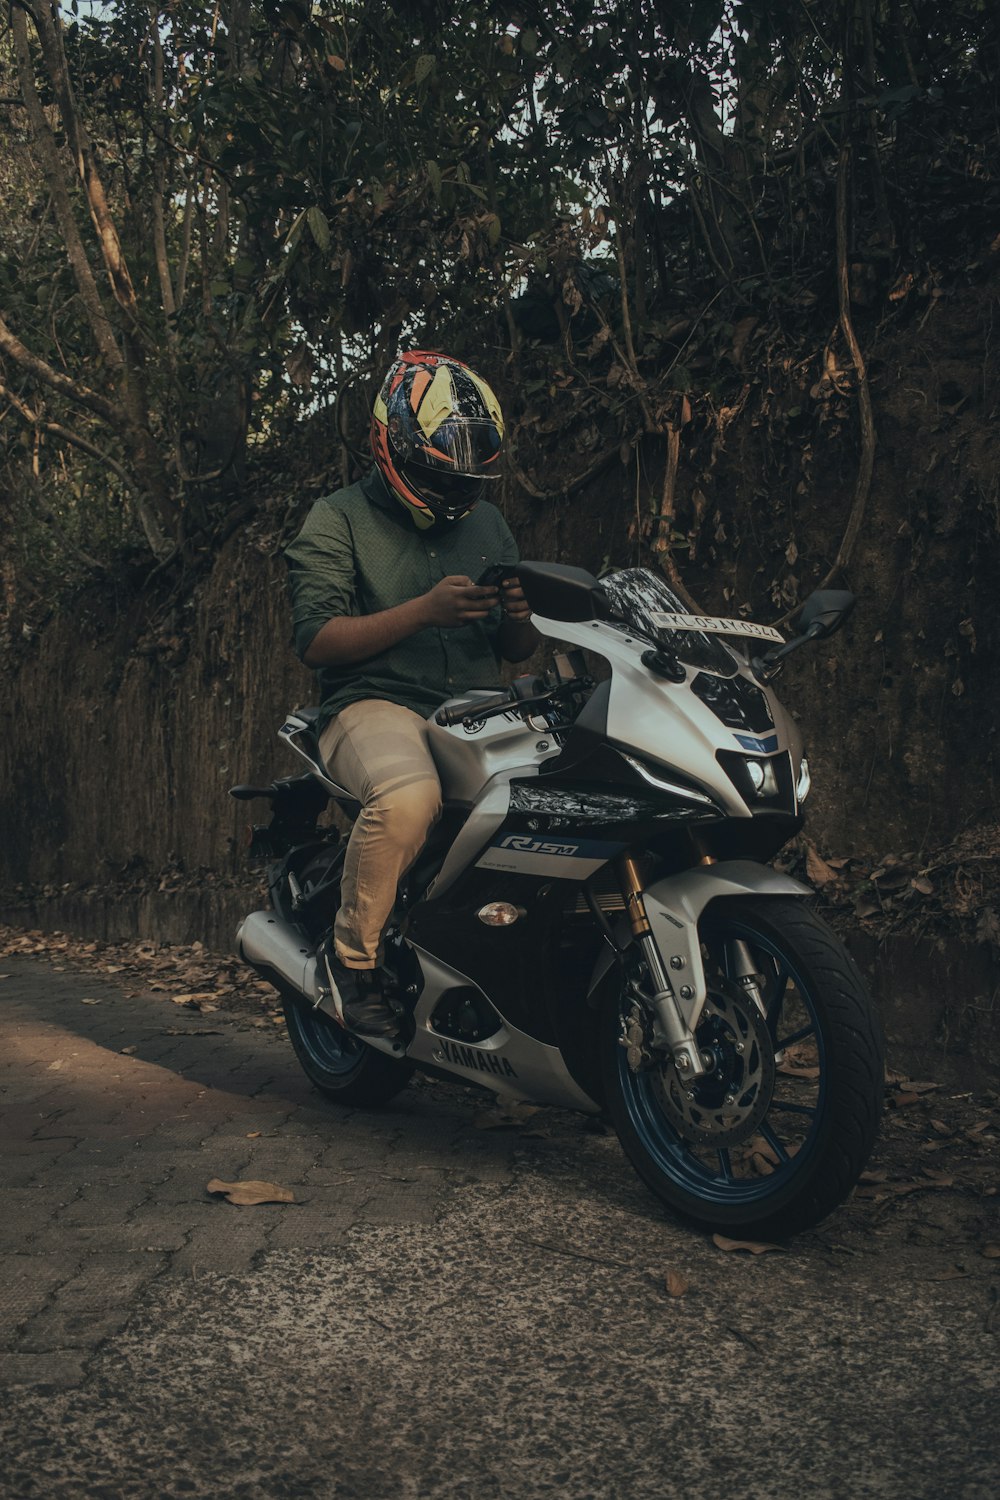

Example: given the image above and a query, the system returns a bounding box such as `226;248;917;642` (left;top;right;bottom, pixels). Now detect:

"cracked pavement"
1;953;998;1499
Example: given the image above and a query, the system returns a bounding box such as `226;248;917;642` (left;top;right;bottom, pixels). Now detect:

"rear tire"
602;897;884;1240
283;995;414;1107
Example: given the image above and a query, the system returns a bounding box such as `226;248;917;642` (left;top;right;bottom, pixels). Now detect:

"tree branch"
10;7;122;370
820;140;876;586
27;1;143;330
147;4;177;331
0;374;170;560
0;311;122;426
23;474;109;574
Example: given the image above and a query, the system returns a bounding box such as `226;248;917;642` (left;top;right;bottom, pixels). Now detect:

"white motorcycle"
234;562;883;1239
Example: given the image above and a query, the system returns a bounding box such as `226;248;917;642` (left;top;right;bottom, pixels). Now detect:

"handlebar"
436;693;514;727
435;676;594;730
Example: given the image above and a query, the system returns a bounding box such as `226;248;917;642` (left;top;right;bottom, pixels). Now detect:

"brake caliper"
619;999;655;1074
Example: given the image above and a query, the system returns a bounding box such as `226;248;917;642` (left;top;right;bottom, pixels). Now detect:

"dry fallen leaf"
982;1242;1000;1260
206;1178;294;1206
120;1045;138;1056
80;997;102;1006
246;1131;262;1139
712;1234;782;1255
778;1061;821;1081
805;843;839;886
665;1270;689;1298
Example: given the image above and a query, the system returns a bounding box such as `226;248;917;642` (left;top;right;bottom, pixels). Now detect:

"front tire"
602;898;884;1239
283;995;414;1107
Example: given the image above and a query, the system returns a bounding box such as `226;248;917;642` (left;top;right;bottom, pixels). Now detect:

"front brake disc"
655;980;776;1147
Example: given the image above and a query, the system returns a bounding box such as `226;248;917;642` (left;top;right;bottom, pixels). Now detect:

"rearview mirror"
798;589;855;640
517;561;612;623
753;588;857;682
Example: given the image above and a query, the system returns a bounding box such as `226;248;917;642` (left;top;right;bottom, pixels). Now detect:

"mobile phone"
477;563;520;589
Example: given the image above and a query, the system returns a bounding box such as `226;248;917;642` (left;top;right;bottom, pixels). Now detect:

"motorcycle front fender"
588;859;812;1032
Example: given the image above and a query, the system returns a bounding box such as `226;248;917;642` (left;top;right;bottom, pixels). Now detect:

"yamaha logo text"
437;1040;518;1078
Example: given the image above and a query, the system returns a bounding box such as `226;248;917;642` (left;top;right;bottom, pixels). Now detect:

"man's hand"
497;576;537;662
499;577;531;623
420;575;498;629
303;572;535;669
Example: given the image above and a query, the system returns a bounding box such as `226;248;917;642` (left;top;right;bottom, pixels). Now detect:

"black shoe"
319;941;401;1040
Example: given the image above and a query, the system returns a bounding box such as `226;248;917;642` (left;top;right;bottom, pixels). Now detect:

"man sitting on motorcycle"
285;351;538;1040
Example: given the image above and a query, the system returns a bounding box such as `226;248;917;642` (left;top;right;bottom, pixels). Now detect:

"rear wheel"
283;996;413;1107
602;897;884;1239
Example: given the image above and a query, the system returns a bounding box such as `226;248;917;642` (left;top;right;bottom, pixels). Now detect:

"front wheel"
283;995;414;1107
602;898;884;1240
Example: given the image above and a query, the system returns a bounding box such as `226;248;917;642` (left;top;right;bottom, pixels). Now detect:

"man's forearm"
303;597;429;667
498;616;538;663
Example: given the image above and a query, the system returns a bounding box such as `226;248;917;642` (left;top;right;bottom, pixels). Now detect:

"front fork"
618;854;713;1081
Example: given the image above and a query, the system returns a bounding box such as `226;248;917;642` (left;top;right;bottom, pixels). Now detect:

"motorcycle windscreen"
599;568;741;676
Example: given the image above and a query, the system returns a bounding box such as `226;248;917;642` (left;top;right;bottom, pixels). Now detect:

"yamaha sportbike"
234;563;883;1239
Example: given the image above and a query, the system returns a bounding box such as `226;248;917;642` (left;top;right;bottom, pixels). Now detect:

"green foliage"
0;0;998;604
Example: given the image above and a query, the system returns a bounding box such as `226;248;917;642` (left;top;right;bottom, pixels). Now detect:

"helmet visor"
411;417;502;476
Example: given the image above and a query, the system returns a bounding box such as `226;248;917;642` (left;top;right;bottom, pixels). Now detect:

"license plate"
650;611;785;644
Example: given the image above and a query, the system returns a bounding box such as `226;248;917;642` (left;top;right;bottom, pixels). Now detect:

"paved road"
1;955;997;1499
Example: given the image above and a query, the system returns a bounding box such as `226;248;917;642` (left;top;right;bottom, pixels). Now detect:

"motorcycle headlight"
796;756;811;804
744;757;779;798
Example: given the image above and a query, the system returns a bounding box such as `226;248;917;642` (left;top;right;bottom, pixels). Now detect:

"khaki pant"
319;700;443;969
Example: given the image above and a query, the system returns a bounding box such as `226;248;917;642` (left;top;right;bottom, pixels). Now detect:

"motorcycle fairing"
587;858;812;1032
528;611;805;819
405;944;601;1112
406;866;567;1043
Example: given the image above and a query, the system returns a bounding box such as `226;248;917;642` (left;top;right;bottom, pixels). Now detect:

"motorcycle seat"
293;705;324;728
285;706;361;817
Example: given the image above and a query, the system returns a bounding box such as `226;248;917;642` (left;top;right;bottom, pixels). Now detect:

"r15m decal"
476;833;626;880
500;835;578;856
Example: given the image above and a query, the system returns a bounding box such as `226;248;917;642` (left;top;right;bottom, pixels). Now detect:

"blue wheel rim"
291;1003;366;1080
618;916;828;1208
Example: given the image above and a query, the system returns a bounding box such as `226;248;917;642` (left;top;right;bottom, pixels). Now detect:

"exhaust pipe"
236;909;408;1059
236;910;321;1003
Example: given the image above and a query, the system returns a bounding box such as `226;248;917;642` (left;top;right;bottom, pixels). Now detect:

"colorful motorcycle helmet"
370;351;504;528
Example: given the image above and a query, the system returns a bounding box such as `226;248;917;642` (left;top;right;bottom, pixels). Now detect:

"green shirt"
285;469;519;728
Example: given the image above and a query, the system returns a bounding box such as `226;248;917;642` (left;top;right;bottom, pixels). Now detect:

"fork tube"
617;855;709;1080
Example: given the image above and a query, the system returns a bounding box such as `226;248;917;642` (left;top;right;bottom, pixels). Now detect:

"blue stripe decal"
734;733;779;754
